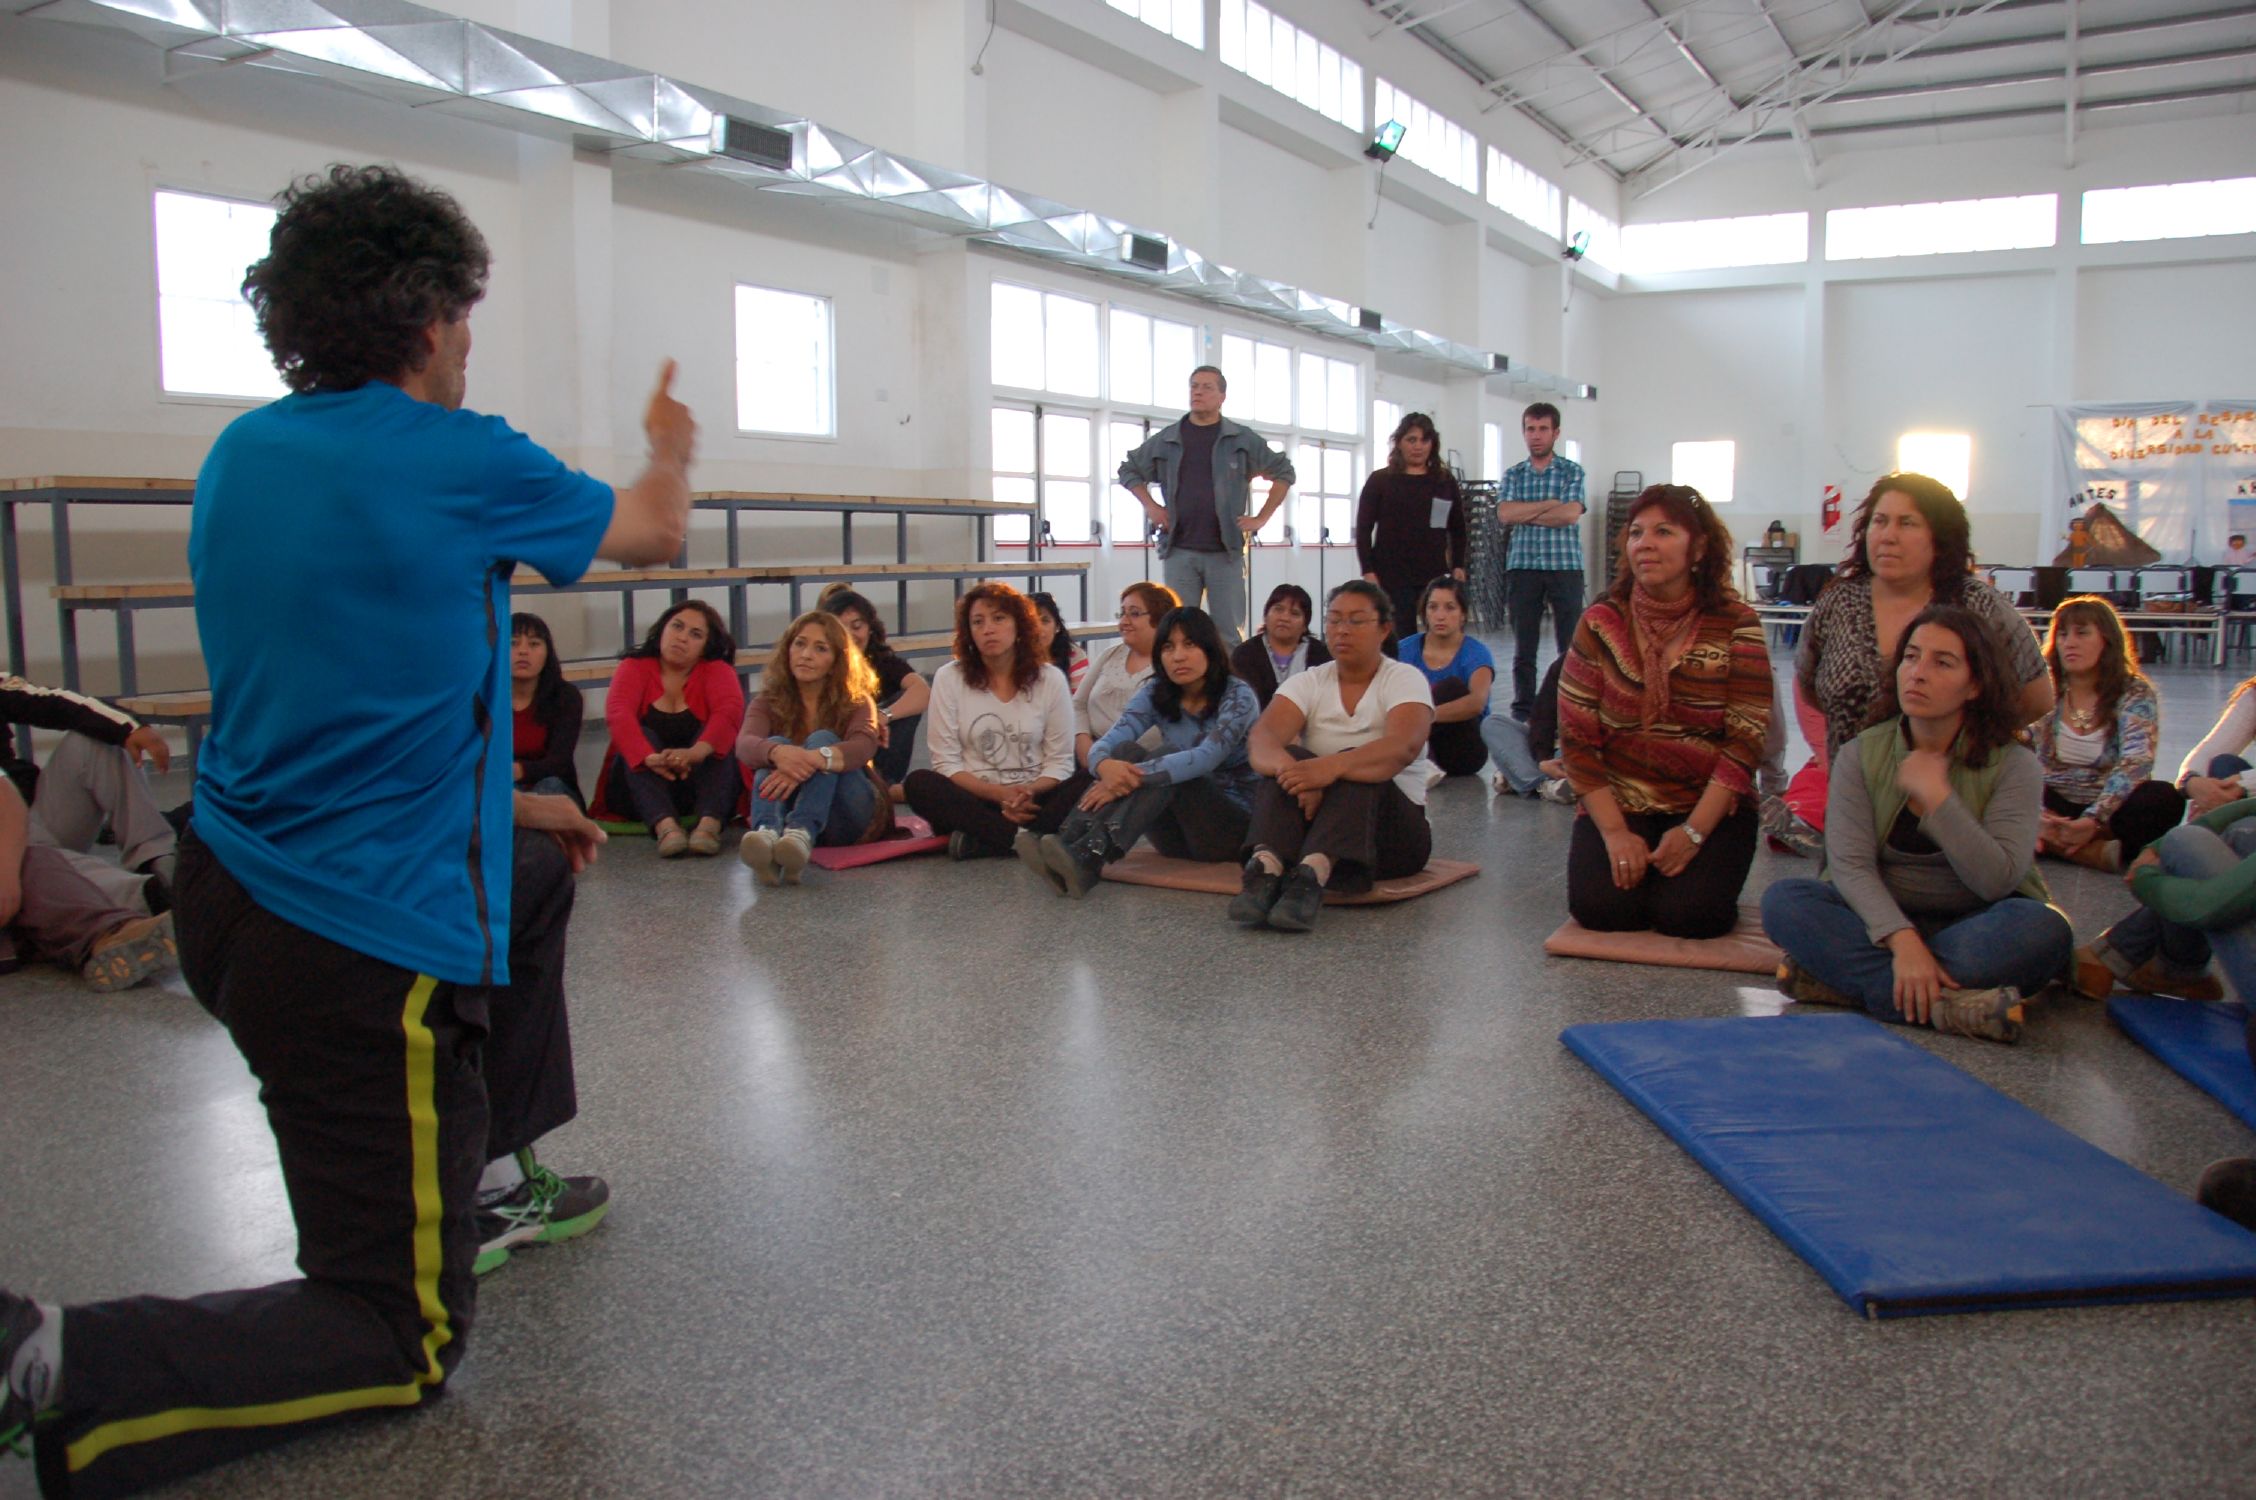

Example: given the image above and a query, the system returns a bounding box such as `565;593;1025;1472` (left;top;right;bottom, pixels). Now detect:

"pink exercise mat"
806;813;947;870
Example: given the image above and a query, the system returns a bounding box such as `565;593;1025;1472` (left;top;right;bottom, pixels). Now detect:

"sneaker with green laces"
474;1157;611;1276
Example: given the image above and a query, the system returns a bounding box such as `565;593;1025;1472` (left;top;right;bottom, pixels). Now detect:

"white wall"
2076;261;2256;402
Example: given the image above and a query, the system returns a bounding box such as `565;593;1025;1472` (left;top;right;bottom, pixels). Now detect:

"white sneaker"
1423;762;1448;791
774;828;813;884
1538;777;1576;805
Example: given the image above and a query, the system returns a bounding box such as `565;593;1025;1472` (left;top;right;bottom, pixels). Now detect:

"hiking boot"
1776;959;1858;1009
1;1291;52;1460
1015;829;1064;893
2124;959;2224;1003
1928;985;2025;1044
740;828;781;885
773;828;813;884
82;912;175;993
1264;864;1326;933
2068;945;2119;1001
1039;833;1106;899
2195;1157;2256;1232
1226;860;1284;926
475;1159;612;1276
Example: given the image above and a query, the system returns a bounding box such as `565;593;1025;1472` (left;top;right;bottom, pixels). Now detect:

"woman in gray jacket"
1759;604;2071;1043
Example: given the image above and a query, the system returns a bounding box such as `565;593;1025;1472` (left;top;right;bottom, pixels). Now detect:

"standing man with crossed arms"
1;163;694;1499
1495;401;1588;722
1117;364;1294;650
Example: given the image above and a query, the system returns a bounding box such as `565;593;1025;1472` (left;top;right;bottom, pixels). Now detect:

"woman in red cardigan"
597;600;745;856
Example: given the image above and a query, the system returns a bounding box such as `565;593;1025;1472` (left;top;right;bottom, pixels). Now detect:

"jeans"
1482;713;1546;794
1506;567;1584;716
1161;547;1248;649
748;730;879;846
2093;818;2256;997
1760;877;2073;1019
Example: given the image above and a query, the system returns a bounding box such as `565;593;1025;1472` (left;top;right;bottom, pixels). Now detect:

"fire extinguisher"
1821;483;1842;534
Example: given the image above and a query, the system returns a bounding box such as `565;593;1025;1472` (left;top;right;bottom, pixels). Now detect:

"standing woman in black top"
1355;411;1467;652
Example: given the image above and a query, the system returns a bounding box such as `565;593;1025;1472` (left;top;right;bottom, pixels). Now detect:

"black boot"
1226;858;1284;925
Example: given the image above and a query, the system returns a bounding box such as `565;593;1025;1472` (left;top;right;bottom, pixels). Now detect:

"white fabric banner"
2054;400;2256;563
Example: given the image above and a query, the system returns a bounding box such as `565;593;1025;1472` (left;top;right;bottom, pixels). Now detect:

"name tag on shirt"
1430;498;1453;528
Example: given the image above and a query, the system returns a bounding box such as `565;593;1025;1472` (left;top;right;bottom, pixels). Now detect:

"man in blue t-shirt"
0;165;695;1497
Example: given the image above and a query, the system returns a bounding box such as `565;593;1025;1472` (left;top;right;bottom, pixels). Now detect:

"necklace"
2063;693;2103;733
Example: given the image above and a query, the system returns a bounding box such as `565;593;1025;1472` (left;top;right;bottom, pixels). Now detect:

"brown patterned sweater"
1558;595;1771;815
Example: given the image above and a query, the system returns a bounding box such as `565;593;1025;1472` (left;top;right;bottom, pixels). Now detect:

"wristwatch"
821;745;839;772
1682;824;1706;847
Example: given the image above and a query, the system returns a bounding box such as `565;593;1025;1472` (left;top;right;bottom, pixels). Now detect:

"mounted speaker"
1491;353;1511;373
714;116;794;172
1358;307;1384;332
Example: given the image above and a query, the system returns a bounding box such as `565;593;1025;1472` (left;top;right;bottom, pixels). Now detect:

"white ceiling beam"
2064;0;2080;167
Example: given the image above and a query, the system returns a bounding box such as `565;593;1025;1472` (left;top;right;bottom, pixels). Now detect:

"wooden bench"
113;632;961;766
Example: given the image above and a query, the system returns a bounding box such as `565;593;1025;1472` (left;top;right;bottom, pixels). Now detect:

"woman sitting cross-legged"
1228;580;1437;933
824;588;929;798
510;611;584;806
1229;583;1331;709
1560;486;1769;938
903;582;1078;860
1019;605;1261;898
736;610;891;886
1395;576;1497;779
1761;605;2073;1044
2031;595;2185;867
597;600;744;857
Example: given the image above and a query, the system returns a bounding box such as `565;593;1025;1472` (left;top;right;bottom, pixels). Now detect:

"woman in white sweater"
2178;675;2256;818
903;582;1077;860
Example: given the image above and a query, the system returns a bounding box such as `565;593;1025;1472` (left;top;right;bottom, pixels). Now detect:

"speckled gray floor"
5;646;2256;1498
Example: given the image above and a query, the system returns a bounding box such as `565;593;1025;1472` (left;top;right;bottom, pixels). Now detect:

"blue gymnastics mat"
2108;998;2256;1133
1561;1013;2256;1318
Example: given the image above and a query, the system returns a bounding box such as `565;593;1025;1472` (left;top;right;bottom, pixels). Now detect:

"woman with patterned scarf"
1558;484;1771;938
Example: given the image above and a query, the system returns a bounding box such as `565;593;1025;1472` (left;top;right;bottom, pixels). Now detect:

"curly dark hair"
1886;603;2025;769
243;164;490;393
1386;411;1441;472
625;600;735;664
953;582;1045;694
1607;484;1737;612
1835;472;1974;600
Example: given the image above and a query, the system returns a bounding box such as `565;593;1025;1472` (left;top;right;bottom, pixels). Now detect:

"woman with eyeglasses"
1073;581;1179;784
1559;485;1769;939
1230;580;1437;932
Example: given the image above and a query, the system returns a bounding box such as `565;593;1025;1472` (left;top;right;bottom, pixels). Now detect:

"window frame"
733;281;838;442
151;184;289;408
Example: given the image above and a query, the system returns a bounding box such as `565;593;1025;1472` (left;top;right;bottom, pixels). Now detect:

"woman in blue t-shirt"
1396;577;1496;778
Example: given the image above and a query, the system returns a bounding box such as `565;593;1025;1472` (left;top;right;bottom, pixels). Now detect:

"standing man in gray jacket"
1116;364;1294;649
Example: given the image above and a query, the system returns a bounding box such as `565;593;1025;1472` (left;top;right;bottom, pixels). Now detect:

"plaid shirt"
1499;454;1586;571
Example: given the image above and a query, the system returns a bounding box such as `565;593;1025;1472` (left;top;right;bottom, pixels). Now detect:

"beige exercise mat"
1543;908;1782;974
1100;850;1479;904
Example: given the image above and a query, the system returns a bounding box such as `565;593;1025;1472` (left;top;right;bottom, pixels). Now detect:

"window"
1373;80;1478;194
1293;441;1361;547
993;405;1037;545
1374;399;1403;452
1898;432;1973;502
1566;197;1621;271
1825;195;2055;261
1671;440;1735;505
1297;352;1360;437
153;189;286;401
1106;0;1201;48
2082;176;2256;245
991;282;1099;397
991;404;1099;545
1219;333;1293;427
1108;307;1199;410
1617;212;1808;275
733;285;834;436
1482;421;1503;480
1220;0;1363;132
1107;417;1158;544
1486;148;1561;238
1559;438;1583;467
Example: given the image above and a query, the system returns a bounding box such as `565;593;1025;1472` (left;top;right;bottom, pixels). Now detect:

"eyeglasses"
1324;613;1382;630
1116;608;1151;622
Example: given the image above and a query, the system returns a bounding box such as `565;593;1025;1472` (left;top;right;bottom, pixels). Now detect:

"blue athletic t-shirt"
190;382;615;985
1396;632;1496;721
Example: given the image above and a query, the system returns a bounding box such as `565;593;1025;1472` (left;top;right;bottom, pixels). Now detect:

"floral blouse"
2028;675;2161;824
1794;575;2046;766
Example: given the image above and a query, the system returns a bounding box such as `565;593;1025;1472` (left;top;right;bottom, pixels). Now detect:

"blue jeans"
1760;878;2072;1019
748;730;877;845
1480;712;1545;794
1161;547;1248;649
1506;568;1583;716
2094;819;2256;998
